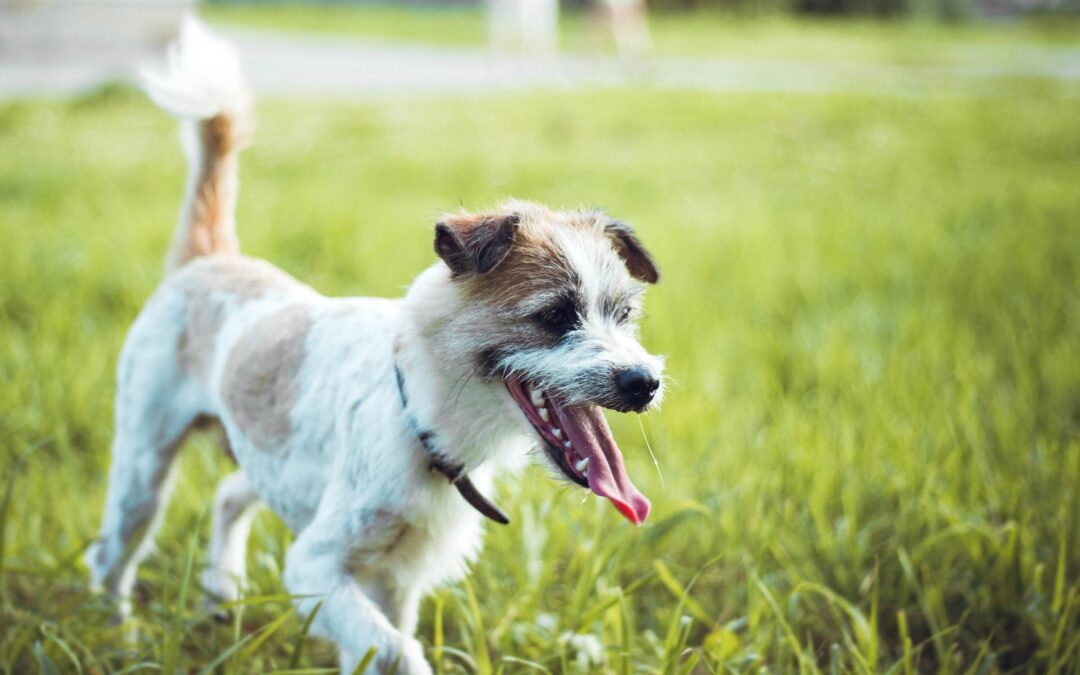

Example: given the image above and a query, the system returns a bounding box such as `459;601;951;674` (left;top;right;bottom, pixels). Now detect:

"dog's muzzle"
505;375;651;525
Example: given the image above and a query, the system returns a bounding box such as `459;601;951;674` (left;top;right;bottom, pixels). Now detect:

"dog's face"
431;201;663;524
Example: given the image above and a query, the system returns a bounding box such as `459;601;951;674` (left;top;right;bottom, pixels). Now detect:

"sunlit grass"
1;74;1079;671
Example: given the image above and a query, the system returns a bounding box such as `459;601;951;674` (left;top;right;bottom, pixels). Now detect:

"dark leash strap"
394;365;510;525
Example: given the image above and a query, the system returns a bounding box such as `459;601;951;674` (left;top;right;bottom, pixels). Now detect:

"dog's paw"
345;638;433;675
386;637;433;675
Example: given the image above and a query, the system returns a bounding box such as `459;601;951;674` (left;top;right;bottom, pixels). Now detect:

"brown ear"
606;221;659;283
434;213;520;276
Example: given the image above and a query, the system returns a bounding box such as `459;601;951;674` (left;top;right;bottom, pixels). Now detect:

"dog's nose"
616;367;660;407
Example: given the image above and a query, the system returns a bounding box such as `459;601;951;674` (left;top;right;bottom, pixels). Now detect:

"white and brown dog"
86;18;663;674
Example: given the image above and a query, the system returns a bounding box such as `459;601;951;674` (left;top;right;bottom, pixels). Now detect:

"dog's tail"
141;15;253;274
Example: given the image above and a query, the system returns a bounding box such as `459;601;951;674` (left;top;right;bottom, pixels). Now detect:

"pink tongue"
550;403;651;525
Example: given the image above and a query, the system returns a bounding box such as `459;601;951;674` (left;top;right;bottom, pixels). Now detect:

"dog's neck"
392;362;510;524
394;265;531;478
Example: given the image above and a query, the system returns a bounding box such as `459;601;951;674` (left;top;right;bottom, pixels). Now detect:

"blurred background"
2;0;1079;96
1;0;1079;672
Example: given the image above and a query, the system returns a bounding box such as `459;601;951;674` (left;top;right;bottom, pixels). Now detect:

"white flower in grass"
560;632;606;671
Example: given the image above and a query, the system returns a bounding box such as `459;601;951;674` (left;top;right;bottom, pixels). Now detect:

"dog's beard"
505;375;651;525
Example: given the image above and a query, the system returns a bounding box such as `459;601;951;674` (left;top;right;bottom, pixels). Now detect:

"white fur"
139;15;249;121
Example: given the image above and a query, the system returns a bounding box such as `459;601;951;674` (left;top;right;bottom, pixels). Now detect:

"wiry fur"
85;18;663;674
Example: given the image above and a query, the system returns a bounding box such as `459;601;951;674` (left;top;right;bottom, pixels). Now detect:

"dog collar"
393;365;510;525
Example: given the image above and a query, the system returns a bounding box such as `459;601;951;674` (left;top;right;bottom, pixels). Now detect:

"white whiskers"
637;414;664;488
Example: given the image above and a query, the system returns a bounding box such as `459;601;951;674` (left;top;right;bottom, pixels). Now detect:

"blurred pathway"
228;28;1080;98
2;25;1079;99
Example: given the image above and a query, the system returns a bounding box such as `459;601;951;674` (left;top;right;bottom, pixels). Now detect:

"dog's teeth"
538;407;550;422
563;440;572;449
575;457;589;473
551;428;562;439
530;389;544;406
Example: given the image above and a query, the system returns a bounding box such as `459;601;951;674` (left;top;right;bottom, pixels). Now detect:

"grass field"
2;21;1080;674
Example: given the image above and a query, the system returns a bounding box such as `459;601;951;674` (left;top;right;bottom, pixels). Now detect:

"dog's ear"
605;221;659;284
435;213;520;276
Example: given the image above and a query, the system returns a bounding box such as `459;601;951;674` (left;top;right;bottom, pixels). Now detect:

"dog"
85;17;664;674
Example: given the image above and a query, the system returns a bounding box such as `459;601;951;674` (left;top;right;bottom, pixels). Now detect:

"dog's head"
430;201;663;525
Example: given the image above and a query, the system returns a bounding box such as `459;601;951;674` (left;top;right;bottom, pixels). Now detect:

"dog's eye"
615;306;633;324
536;304;575;331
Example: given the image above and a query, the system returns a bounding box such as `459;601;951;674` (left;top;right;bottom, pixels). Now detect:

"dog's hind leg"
85;309;201;620
84;411;191;619
201;471;260;608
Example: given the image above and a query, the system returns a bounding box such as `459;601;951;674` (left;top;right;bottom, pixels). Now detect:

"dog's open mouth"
505;375;651;525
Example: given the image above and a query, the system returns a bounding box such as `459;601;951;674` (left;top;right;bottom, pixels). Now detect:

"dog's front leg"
284;509;432;675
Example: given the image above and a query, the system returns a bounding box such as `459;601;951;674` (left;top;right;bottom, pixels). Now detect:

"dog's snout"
616;367;660;408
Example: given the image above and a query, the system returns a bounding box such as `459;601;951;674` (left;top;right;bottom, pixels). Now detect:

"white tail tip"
140;14;250;121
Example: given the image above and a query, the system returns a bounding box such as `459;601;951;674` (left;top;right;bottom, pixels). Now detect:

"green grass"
203;4;1080;66
2;63;1080;674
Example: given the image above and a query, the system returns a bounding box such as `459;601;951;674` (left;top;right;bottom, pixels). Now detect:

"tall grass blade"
162;525;200;673
32;640;61;675
433;592;445;675
752;572;812;673
38;625;82;675
897;548;945;673
351;646;378;675
654;561;713;627
198;633;255;674
463;578;491;675
288;600;323;669
234;607;296;664
0;439;48;601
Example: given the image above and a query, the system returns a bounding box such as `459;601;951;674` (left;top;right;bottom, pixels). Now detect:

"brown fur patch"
604;220;660;283
191;115;238;251
177;296;228;383
176;257;300;382
220;303;313;452
428;207;588;375
460;208;579;310
167;113;249;272
435;213;519;276
429;202;651;378
343;511;412;575
461;204;652;311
